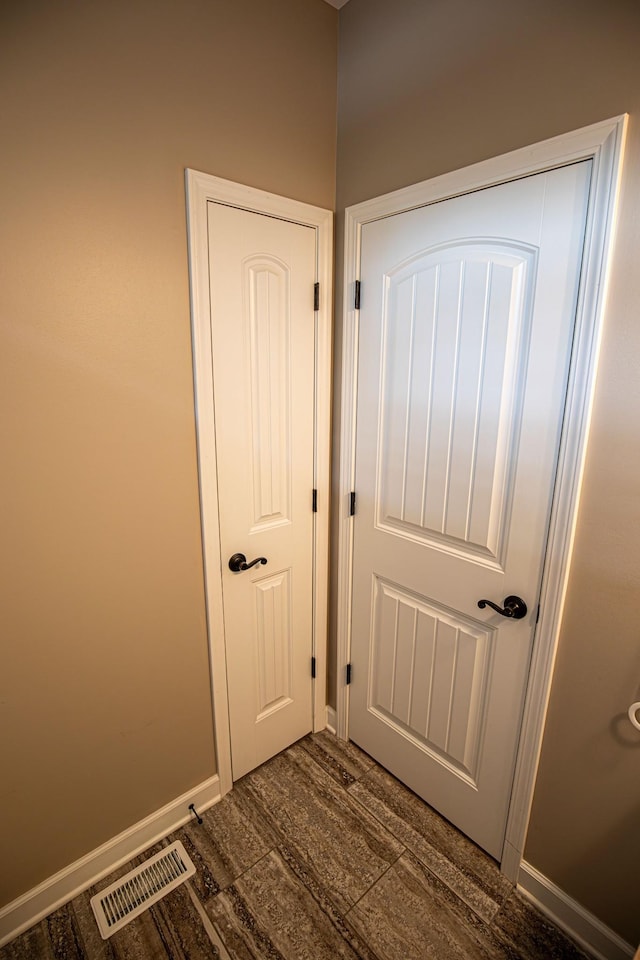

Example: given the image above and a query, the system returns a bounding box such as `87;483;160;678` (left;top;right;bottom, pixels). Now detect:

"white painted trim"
518;862;635;960
336;116;627;873
335;209;361;740
500;114;627;879
311;190;334;735
185;171;333;789
0;774;220;949
326;705;337;735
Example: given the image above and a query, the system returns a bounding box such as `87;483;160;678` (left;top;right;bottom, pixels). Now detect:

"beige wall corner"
335;0;640;946
0;0;337;909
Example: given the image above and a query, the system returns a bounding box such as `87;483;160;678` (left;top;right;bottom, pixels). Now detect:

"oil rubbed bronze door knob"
228;553;268;573
477;595;528;619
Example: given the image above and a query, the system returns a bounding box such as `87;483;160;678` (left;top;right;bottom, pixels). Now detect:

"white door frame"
186;170;333;797
335;116;627;880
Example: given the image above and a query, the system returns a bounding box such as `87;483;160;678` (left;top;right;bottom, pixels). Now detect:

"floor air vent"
90;840;196;939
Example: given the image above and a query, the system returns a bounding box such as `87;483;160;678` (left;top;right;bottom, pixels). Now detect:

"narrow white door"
208;202;316;780
350;162;591;858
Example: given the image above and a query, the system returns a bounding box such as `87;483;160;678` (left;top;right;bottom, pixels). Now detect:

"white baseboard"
326;705;337;735
518;861;635;960
0;773;221;948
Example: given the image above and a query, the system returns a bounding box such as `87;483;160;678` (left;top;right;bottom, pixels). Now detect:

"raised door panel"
254;569;293;720
370;577;491;783
246;257;292;531
378;243;537;569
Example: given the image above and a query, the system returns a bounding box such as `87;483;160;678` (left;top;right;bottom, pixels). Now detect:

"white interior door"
208;202;316;781
350;162;592;858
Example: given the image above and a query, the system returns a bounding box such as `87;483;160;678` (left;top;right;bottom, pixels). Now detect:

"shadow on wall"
558;706;640;950
609;709;640;751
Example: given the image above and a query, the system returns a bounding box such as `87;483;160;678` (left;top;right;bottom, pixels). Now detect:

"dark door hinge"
314;282;320;311
312;489;318;513
536;604;541;625
311;656;317;679
354;280;361;310
349;491;356;516
346;663;352;685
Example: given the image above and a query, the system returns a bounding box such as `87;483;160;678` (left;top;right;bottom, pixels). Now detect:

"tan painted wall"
336;0;640;945
0;0;337;907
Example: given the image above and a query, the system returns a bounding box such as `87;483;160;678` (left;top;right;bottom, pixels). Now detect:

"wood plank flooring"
0;732;591;960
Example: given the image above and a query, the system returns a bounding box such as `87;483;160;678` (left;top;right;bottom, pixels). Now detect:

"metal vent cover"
90;841;196;939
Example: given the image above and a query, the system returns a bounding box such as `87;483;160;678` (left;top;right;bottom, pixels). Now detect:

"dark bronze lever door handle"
228;553;268;573
477;595;527;619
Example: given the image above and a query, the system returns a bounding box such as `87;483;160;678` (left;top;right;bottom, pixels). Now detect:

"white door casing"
336;117;627;878
186;172;333;795
350;162;591;859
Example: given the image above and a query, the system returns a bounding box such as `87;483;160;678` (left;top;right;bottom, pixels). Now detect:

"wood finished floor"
1;732;591;960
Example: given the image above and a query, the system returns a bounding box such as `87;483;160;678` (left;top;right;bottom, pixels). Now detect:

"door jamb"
335;116;627;880
186;170;333;797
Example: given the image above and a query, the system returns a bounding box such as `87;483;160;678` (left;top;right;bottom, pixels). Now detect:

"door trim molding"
186;171;333;796
518;862;635;960
336;116;627;878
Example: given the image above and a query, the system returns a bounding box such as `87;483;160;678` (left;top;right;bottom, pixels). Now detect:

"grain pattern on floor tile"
70;892;116;960
348;851;520;960
184;882;233;960
493;892;591;959
151;883;223;959
299;731;375;787
207;882;286;960
172;827;222;901
46;903;87;960
349;764;512;919
175;788;277;902
1;741;597;960
236;744;403;911
99;883;220;960
1;842;220;960
0;922;57;960
277;845;381;960
81;842;209;960
208;850;373;960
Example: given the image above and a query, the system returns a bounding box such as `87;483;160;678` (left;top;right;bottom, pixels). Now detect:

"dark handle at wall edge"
228;553;268;573
478;595;528;619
